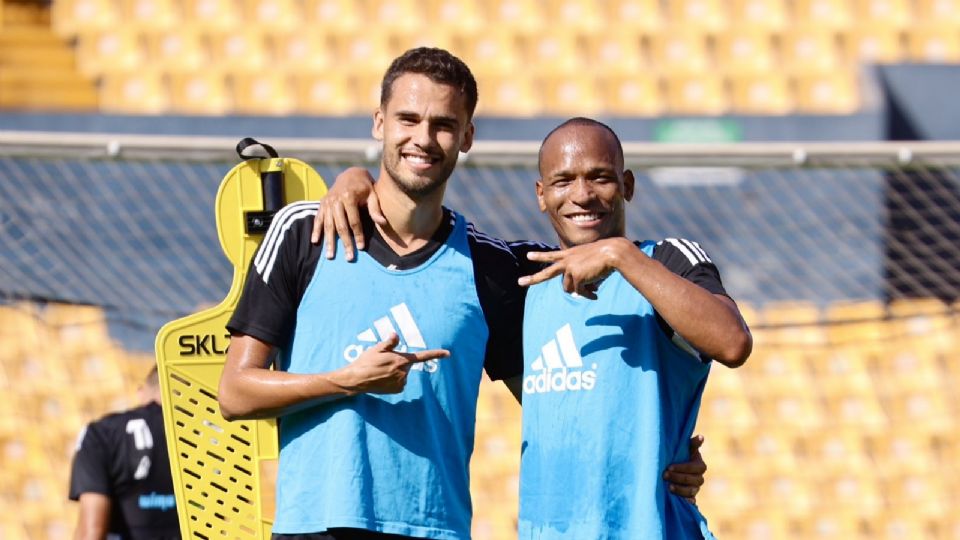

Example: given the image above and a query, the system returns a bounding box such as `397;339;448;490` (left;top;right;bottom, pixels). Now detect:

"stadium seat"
663;73;729;115
794;0;855;29
738;430;802;472
794;72;860;114
761;301;826;347
230;74;296;116
884;386;952;435
428;0;486;35
486;0;545;35
873;345;942;396
698;366;757;434
332;33;397;76
116;0;178;31
303;0;364;35
395;29;458;52
455;31;523;77
144;29;210;73
823;299;887;348
207;31;270;74
729;73;795;115
267;32;336;74
810;345;877;395
474;74;541;116
695;471;755;522
752;472;815;520
292;73;358;115
870;428;938;475
915;0;960;23
365;0;425;35
75;29;146;77
730;0;790;30
583;33;647;76
542;76;603;116
780;28;844;74
871;512;936;539
906;25;960;62
519;34;585;76
881;471;950;520
608;0;664;31
842;25;906;64
854;0;914;28
888;297;955;351
545;0;607;35
168;72;232;115
180;0;241;30
596;74;664;116
51;0;121;37
814;472;884;521
241;0;305;32
794;512;866;539
715;30;777;74
801;431;872;474
648;30;712;74
667;0;728;31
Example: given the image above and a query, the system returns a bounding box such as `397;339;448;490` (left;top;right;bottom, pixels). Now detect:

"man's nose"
570;178;595;203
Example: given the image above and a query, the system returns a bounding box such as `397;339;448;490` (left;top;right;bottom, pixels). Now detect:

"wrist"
324;369;358;397
600;237;636;270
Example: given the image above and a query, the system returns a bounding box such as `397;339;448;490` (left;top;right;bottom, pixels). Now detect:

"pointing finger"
404;348;450;364
518;263;564;287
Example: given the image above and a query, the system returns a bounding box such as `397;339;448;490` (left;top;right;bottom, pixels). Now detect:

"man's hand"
335;333;449;395
518;238;629;299
311;166;385;261
663;434;707;504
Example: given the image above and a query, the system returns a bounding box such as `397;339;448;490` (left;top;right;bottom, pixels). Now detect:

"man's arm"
520;237;751;367
218;332;450;420
310;167;381;260
74;492;111;540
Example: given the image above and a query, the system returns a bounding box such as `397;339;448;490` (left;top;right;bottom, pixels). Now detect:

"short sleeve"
68;423;111;500
652;238;728;296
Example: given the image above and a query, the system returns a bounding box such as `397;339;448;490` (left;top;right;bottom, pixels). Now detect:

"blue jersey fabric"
272;212;489;539
518;241;715;540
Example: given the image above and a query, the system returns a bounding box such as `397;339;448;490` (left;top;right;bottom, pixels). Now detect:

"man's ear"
460;121;475;153
372;108;384;141
623;169;635;202
536;180;547;212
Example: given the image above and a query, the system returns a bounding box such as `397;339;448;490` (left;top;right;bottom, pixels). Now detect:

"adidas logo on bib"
523;323;597;394
342;302;439;373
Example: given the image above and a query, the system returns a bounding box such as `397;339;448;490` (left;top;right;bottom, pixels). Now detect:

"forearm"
608;239;751;366
218;365;353;421
218;334;353;420
74;493;110;540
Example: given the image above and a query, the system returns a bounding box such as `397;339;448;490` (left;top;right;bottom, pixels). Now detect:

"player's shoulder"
464;221;516;261
265;201;319;236
652;237;714;267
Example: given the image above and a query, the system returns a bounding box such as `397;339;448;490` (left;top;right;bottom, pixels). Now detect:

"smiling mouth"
401;151;440;167
566;212;606;225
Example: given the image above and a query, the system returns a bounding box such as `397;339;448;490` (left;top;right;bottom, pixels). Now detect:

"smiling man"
515;117;752;539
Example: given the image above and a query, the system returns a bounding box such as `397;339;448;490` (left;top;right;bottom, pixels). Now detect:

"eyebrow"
550;165;617;178
394;110;460;126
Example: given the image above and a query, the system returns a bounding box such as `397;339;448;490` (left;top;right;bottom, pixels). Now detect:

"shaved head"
538;117;624;177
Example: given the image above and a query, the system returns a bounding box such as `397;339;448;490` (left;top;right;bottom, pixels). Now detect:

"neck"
374;172;446;255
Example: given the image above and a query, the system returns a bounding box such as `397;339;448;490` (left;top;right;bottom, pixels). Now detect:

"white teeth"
404;155;432;164
570;214;600;222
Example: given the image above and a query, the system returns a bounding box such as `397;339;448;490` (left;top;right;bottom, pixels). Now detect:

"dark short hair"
539;117;625;170
380;47;478;119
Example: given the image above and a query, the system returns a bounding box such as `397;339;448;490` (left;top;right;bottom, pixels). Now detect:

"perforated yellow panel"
155;156;326;539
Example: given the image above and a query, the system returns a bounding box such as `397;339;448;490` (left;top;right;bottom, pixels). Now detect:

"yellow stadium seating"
730;0;790;30
519;34;585;76
51;0;120;37
794;72;861;114
596;74;664;116
761;301;826;346
542;76;604;116
730;73;795;115
780;28;844;74
332;33;397;76
292;73;359;116
583;33;647;76
75;29;145;77
715;30;777;74
843;25;906;64
664;73;729;115
486;0;545;36
608;0;664;31
823;299;888;348
168;72;232;115
474;74;542;116
915;0;960;23
906;25;960;62
242;0;305;32
232;74;296;116
143;29;210;73
267;32;336;74
207;31;270;74
455;31;523;77
667;0;729;31
794;0;856;29
854;0;914;28
303;0;364;35
99;71;170;114
428;0;486;35
180;0;241;30
545;0;606;35
365;0;425;35
648;30;712;74
117;0;178;31
801;431;872;474
698;365;758;434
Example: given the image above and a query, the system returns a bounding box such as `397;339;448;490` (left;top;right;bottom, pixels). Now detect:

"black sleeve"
468;231;528;381
506;240;556;277
68;421;112;500
227;202;321;347
651;238;728;296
